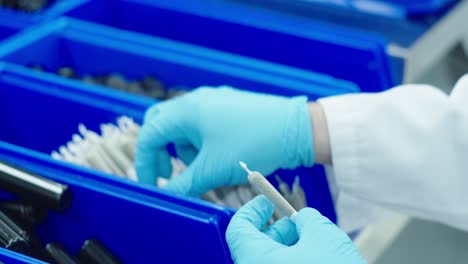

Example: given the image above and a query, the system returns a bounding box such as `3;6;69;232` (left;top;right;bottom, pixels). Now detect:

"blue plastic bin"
0;16;362;262
0;16;344;219
0;18;358;98
0;17;357;225
0;143;234;264
62;0;393;92
0;17;356;219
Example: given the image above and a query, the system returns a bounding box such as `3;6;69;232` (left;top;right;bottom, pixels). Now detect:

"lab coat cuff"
317;93;370;194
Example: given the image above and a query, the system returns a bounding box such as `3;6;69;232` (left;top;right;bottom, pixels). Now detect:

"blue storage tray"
0;18;358;97
62;0;393;92
0;17;355;224
0;17;351;221
0;15;363;261
0;27;342;221
0;143;234;264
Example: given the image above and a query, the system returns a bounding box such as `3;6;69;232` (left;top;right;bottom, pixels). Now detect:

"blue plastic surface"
0;14;29;41
0;25;18;42
0;248;46;264
62;0;394;92
0;143;234;264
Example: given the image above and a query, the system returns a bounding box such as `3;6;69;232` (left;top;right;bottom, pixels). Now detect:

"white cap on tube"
240;161;298;222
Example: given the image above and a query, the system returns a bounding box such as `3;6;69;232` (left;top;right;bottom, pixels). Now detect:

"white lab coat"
318;74;468;233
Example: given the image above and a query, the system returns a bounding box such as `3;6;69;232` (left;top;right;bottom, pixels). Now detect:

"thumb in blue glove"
226;195;366;264
135;87;314;197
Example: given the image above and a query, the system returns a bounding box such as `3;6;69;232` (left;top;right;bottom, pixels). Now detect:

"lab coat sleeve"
318;74;468;232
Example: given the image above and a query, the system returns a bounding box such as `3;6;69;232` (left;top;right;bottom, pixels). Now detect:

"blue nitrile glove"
226;195;367;264
135;86;314;197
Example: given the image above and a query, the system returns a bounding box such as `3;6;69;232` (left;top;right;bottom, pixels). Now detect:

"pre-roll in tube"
240;162;298;222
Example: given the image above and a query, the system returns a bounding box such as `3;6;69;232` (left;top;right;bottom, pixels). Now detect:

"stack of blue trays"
0;0;407;262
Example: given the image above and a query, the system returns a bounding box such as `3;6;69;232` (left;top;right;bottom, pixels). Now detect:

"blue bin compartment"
0;64;152;155
0;18;354;225
0;144;234;264
0;18;348;223
0;16;354;258
0;34;341;222
63;0;393;92
0;18;358;98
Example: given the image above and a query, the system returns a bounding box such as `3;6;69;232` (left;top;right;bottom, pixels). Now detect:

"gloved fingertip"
252;194;274;209
295;208;331;235
226;195;282;259
135;159;158;185
135;145;172;185
263;217;298;246
143;104;161;123
163;174;192;195
248;195;275;216
163;163;203;196
157;153;173;178
136;169;157;185
175;144;198;165
232;195;274;230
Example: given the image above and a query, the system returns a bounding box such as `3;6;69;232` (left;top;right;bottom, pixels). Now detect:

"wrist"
308;102;332;165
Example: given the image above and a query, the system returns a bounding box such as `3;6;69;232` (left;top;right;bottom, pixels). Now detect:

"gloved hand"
135;86;314;197
226;195;367;264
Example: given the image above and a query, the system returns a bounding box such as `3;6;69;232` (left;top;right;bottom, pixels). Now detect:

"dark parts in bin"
30;65;188;100
0;211;30;255
0;161;72;212
0;201;47;226
0;0;48;12
78;239;122;264
45;243;77;264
